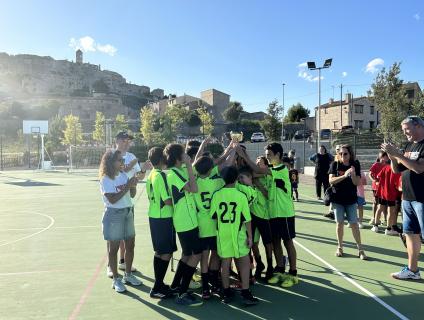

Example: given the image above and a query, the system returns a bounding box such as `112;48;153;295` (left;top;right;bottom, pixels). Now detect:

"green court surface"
0;170;423;320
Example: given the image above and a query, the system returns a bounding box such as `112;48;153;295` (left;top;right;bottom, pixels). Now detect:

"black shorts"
270;217;296;241
149;217;177;255
372;190;379;203
178;227;203;256
378;198;396;207
199;236;217;251
252;215;272;245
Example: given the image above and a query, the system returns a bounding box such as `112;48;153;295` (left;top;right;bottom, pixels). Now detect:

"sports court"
1;170;423;320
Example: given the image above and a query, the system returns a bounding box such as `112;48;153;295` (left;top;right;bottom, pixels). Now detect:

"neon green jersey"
146;169;173;218
194;173;225;238
236;182;258;208
210;187;251;258
251;176;270;219
268;164;295;218
167;166;198;232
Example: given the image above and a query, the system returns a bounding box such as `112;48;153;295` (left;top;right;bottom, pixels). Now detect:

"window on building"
406;89;415;99
354;104;364;113
370;106;374;115
369;121;375;129
354;120;364;129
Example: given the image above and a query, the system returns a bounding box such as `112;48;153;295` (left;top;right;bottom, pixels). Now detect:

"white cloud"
97;44;117;56
414;13;420;21
342;71;348;77
365;58;384;73
297;62;323;82
69;36;117;56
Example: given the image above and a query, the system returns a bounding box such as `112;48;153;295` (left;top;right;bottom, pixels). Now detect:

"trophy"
230;131;244;142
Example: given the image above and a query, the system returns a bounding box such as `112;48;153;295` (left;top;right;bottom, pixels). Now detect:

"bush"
205;143;224;158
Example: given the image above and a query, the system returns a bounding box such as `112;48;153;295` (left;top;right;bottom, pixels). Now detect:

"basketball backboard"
23;120;49;134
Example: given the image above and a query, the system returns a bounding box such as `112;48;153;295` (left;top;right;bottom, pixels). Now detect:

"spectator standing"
309;145;333;201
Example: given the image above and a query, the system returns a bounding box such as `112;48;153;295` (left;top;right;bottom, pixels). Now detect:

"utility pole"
281;83;286;142
340;84;343;129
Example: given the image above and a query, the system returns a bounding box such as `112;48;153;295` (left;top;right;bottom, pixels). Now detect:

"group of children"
144;138;298;306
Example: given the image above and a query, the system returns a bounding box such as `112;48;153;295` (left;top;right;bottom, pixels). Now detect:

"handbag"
323;162;339;206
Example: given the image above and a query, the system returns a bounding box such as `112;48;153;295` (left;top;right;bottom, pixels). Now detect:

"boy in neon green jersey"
211;166;258;306
236;143;298;288
193;156;225;299
146;147;176;299
164;143;203;307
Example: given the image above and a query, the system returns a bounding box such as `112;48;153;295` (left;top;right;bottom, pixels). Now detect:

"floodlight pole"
281;83;286;142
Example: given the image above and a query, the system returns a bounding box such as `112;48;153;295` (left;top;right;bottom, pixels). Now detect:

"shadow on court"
4;180;62;187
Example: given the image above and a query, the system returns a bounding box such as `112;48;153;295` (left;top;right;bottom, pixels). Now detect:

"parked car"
294;130;311;140
320;129;331;139
341;125;354;133
251;132;266;143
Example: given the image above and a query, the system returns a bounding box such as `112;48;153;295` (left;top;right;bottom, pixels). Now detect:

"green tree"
239;119;262;139
62;114;84;146
261;99;282;141
223;101;243;122
187;111;202;127
410;89;424;118
284;103;310;123
197;107;214;136
140;106;164;145
45;115;65;152
162;104;190;141
369;62;409;143
92;111;105;144
113;114;129;137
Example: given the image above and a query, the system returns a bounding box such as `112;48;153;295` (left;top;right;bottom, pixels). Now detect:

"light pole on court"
307;59;332;151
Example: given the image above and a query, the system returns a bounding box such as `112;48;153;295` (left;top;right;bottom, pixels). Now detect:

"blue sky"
0;0;423;114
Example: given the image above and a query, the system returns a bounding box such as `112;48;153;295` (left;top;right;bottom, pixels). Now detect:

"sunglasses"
339;152;349;156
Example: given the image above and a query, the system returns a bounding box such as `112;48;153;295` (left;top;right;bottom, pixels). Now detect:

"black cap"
116;131;134;140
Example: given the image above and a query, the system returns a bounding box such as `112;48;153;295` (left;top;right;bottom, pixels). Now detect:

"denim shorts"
357;196;366;207
402;200;424;237
332;202;358;224
102;207;135;241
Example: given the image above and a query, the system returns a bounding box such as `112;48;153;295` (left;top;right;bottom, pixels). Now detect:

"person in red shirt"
372;163;401;235
368;151;389;224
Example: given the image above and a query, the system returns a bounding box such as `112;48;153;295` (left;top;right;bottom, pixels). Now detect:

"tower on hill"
76;49;83;64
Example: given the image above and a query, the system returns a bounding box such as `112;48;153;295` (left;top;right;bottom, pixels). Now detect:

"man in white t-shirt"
106;131;148;277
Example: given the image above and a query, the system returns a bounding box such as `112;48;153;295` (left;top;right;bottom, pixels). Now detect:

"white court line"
0;212;55;247
0;222;149;232
0;270;66;276
294;240;409;320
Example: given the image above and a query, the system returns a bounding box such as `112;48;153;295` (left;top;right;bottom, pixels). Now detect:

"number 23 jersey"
210;187;251;258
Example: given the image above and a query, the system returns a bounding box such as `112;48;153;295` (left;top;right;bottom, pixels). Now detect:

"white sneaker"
358;222;364;229
118;262;137;272
371;225;379;233
123;273;142;286
112;278;127;293
385;229;399;236
106;265;113;278
391;267;421;280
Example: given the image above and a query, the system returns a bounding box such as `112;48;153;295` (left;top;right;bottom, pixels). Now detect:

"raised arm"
236;146;270;175
183;154;198;193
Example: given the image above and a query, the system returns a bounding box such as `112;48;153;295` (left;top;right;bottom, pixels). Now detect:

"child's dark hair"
148;147;164;167
238;166;253;178
220;166;239;185
164;143;184;168
194;156;214;175
265;143;283;159
257;156;269;166
186;140;201;160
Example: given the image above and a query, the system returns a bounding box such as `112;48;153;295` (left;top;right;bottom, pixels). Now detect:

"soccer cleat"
241;290;259;306
391;267;421;280
175;292;203;306
150;285;173;299
106;265;113;278
112;278;127;293
118;262;137;272
264;268;274;281
280;274;299;288
371;225;379;233
122;273;142;286
189;280;202;290
324;211;335;220
221;288;235;304
192;273;202;282
267;272;285;285
385;229;399;236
